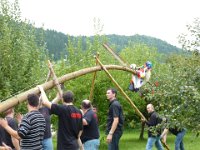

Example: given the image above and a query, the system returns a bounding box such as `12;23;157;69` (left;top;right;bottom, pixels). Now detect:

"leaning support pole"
95;56;146;121
102;43;127;66
48;60;63;104
89;53;99;101
0;65;136;113
39;70;52;107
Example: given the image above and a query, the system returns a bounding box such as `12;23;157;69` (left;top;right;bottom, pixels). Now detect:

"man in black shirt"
106;88;124;150
81;99;100;150
38;86;83;150
0;122;6;144
142;104;163;150
0;133;11;150
39;106;53;150
0;126;11;150
4;108;20;150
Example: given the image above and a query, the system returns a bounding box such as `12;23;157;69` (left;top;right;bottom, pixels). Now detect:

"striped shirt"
18;110;45;150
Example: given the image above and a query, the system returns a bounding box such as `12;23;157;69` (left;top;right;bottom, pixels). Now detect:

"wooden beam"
0;65;136;113
48;60;63;103
89;53;99;101
102;43;127;66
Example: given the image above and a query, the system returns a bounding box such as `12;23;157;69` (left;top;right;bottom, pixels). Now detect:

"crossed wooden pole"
94;55;146;121
101;44;170;150
89;53;99;101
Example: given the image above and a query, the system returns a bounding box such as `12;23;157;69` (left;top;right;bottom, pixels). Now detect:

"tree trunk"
139;121;145;140
0;65;135;113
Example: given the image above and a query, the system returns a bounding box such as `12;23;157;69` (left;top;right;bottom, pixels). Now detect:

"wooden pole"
103;43;147;69
95;56;146;121
102;43;127;66
93;55;169;149
0;65;136;113
45;70;52;82
161;140;170;150
89;53;99;101
39;70;52;107
47;60;63;103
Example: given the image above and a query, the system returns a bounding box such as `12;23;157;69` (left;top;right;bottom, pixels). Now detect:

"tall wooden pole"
95;56;146;121
103;44;145;69
47;60;63;103
89;53;99;101
0;65;135;113
39;70;52;107
102;43;127;66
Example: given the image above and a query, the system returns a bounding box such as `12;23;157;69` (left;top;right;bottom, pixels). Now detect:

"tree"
0;0;47;104
145;18;200;134
178;17;200;55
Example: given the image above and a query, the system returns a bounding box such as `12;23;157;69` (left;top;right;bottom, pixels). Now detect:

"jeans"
42;137;53;150
146;136;164;150
175;129;186;150
84;139;100;150
108;131;123;150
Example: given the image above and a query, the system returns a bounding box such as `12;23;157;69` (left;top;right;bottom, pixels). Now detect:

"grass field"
53;129;200;150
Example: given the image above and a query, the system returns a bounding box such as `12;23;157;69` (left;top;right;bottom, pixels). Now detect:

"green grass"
53;129;200;150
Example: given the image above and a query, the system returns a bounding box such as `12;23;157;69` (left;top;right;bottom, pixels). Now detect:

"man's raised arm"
37;85;52;109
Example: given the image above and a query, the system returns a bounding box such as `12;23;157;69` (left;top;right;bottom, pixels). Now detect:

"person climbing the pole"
129;61;152;92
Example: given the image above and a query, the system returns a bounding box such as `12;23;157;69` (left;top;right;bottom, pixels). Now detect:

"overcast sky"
18;0;199;47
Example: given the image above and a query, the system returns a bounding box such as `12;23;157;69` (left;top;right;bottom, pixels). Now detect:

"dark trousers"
108;131;123;150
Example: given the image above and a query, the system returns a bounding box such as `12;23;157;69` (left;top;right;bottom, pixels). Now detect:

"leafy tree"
146;18;200;134
0;0;47;104
178;17;200;55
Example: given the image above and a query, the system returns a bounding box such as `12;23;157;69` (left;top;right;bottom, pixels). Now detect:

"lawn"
53;129;200;150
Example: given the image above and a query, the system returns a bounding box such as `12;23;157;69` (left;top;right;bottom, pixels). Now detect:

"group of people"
0;87;125;150
0;86;186;150
142;104;186;150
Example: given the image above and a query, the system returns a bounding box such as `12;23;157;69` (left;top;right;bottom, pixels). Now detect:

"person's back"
39;106;53;150
51;104;83;150
0;126;5;146
18;93;46;150
81;109;99;142
81;100;100;150
3;108;19;150
169;127;186;150
18;110;45;150
38;86;83;150
4;116;18;149
0;94;46;150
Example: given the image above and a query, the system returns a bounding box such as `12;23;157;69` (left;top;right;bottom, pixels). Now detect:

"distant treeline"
35;28;181;60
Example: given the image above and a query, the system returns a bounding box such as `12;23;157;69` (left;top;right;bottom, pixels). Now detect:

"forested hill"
35;28;181;60
105;34;181;53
